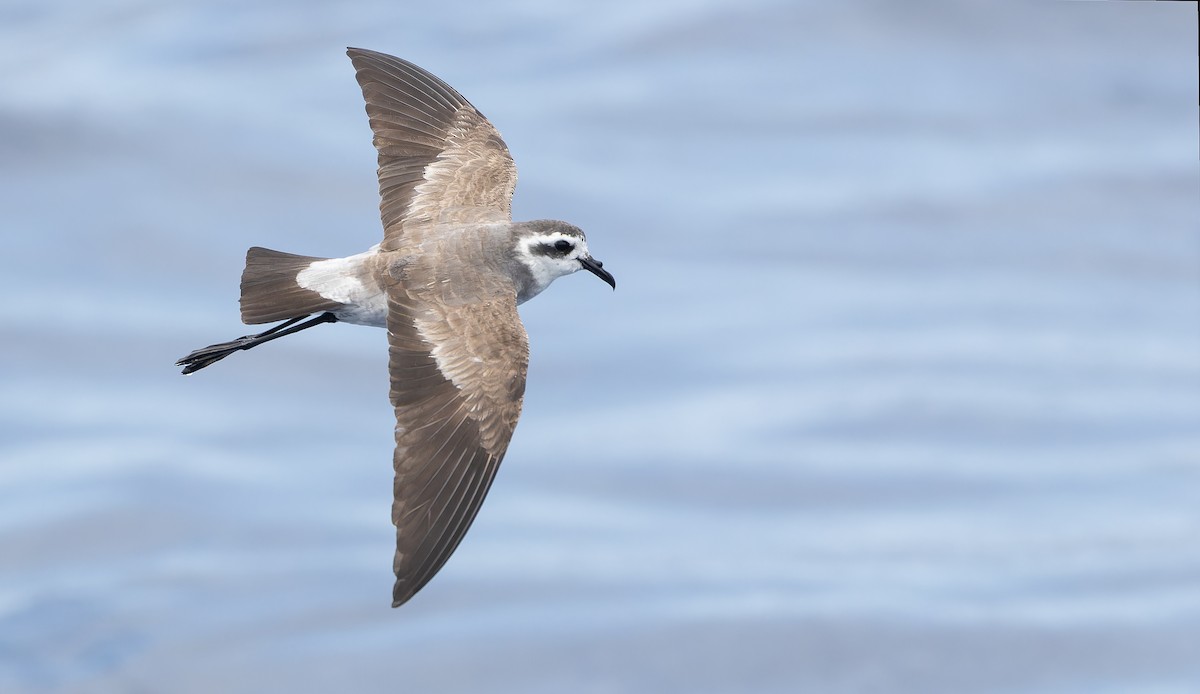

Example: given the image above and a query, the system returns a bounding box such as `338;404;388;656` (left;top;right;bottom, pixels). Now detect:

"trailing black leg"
176;312;339;374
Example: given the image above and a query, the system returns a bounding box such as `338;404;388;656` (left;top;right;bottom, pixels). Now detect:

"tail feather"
240;247;344;324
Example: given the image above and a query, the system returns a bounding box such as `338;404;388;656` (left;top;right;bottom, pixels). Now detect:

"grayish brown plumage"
177;48;615;607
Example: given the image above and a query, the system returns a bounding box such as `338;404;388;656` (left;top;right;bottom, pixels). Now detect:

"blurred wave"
1;1;1197;692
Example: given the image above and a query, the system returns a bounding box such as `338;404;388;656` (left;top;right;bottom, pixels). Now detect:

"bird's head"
511;220;615;302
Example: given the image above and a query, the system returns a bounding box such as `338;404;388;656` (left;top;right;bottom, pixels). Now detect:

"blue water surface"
1;1;1197;692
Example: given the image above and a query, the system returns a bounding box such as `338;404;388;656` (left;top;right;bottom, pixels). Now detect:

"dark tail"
240;247;345;324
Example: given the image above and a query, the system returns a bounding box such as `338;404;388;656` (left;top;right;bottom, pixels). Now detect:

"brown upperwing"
384;271;529;606
347;48;517;250
350;48;529;606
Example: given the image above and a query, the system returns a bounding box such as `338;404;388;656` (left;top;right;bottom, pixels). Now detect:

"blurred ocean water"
1;1;1197;692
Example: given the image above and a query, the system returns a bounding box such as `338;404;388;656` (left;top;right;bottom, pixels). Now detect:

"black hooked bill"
579;256;616;289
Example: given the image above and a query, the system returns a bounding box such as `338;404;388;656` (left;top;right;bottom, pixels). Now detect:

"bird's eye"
554;240;574;253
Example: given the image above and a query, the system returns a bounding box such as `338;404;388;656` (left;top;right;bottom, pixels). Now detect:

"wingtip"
392;581;417;608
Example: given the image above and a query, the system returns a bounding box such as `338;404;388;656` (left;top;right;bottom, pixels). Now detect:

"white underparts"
296;245;388;327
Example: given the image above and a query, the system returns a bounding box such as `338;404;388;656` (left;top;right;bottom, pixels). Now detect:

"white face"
515;231;591;301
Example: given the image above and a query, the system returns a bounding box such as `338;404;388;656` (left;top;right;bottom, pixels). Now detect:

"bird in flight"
177;47;615;607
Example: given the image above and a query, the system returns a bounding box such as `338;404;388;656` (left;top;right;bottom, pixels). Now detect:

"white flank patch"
296;245;388;327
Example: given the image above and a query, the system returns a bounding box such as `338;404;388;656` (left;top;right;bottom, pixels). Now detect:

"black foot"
176;312;338;375
176;335;260;374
